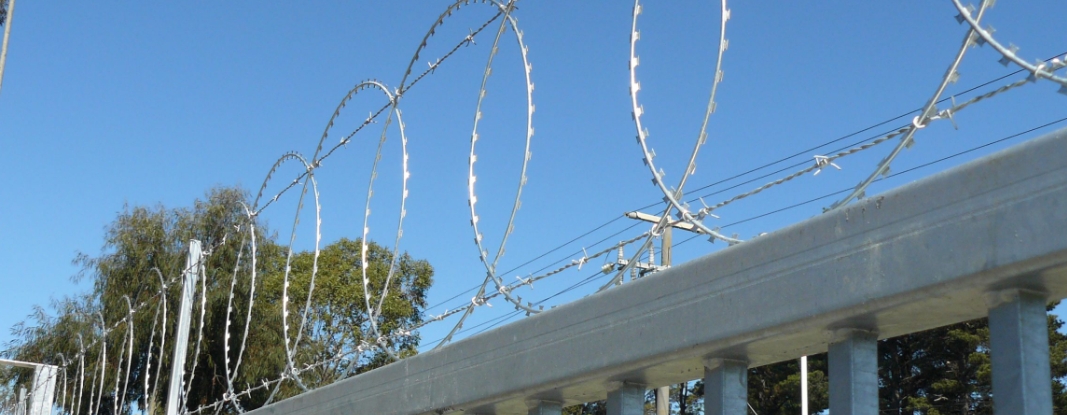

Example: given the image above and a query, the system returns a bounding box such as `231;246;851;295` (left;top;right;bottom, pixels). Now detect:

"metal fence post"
0;0;16;97
165;240;202;415
801;355;809;415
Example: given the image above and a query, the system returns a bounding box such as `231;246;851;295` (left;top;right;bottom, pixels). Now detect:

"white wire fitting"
812;155;841;176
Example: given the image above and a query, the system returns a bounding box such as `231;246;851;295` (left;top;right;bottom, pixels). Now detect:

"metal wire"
951;0;1067;89
31;3;1067;415
467;0;541;320
827;0;991;210
599;0;738;292
699;61;1066;216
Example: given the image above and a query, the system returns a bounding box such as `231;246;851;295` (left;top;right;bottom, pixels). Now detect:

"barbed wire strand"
695;61;1066;217
27;2;1067;414
827;0;992;211
416;48;1067;318
672;115;1067;250
952;0;1067;89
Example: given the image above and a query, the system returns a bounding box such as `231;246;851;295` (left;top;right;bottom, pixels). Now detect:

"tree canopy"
1;186;433;414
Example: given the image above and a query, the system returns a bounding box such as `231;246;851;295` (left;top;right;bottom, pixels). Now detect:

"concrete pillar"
655;386;669;415
526;400;562;415
703;358;748;415
828;329;878;415
606;382;644;415
988;288;1052;415
29;364;56;415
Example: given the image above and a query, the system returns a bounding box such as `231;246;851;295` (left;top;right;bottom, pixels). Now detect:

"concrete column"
606;382;644;415
655;386;669;415
0;360;57;415
703;358;748;415
988;289;1052;415
29;364;56;415
526;400;562;415
17;387;26;415
828;329;878;415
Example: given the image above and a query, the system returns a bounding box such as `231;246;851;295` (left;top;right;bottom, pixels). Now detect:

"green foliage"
746;310;1067;414
1;186;433;414
878;304;1067;415
563;400;606;415
749;355;829;415
880;320;993;414
1051;309;1067;414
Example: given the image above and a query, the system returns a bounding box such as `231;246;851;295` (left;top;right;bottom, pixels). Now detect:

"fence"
3;0;1067;414
0;359;57;415
246;127;1067;414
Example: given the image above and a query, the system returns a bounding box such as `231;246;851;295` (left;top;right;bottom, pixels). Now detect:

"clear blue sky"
1;1;1066;351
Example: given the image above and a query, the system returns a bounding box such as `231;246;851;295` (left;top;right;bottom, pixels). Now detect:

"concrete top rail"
249;127;1067;415
0;359;51;370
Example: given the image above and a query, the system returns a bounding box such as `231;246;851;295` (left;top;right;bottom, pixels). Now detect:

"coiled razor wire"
29;2;1067;414
185;231;652;415
210;0;536;408
600;0;737;292
827;0;993;210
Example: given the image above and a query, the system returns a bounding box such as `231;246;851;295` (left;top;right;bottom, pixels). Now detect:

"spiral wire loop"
24;2;1067;414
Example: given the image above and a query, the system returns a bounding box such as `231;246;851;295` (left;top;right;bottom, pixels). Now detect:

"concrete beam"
248;128;1067;415
0;359;45;370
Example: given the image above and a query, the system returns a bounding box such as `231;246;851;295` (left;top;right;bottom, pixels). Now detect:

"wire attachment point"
471;296;491;308
465;29;477;46
812;155;841;176
911;116;928;130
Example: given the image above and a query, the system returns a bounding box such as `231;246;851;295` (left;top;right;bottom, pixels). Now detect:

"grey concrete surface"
605;383;644;415
828;329;878;415
703;359;747;415
989;289;1053;414
247;128;1067;415
526;400;561;415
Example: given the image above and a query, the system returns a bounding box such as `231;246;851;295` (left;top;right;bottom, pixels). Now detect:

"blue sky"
1;0;1066;354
